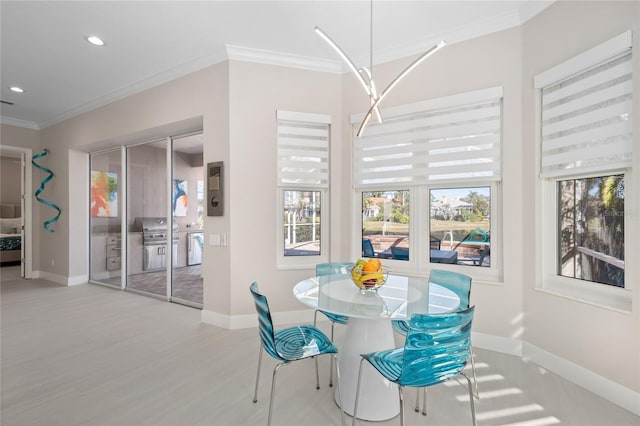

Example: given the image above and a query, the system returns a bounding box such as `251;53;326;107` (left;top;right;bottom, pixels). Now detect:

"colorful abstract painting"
173;179;188;217
91;171;118;217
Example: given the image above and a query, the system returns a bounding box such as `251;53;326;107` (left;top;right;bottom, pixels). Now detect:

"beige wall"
0;157;21;204
522;0;639;393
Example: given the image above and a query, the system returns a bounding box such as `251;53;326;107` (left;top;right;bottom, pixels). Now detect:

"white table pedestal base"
335;317;399;421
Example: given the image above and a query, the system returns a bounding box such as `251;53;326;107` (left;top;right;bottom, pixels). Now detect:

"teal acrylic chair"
250;282;345;426
353;307;477;426
314;262;354;387
391;269;479;413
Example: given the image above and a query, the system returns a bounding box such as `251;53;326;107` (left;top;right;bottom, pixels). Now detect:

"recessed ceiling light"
9;86;24;93
86;35;105;46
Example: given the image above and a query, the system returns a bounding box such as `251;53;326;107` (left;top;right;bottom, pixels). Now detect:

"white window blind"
352;87;502;188
535;31;633;178
277;110;330;188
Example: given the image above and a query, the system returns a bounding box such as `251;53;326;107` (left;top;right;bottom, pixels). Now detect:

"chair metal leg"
315;353;320;390
334;354;346;426
398;386;405;426
268;362;286;426
351;359;366;426
422;386;427;416
470;346;479;399
329;321;335;387
253;347;263;403
414;388;420;412
463;373;477;426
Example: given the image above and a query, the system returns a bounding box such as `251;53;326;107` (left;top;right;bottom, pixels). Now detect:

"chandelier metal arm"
315;26;383;122
356;41;446;137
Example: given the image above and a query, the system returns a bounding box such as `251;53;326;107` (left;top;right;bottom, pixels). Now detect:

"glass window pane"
429;187;491;267
283;190;321;256
557;175;624;288
362;191;410;261
89;150;122;286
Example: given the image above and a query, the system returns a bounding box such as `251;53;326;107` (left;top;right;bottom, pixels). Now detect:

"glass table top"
293;273;459;320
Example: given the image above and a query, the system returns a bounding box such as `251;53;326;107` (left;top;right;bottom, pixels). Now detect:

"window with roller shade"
535;31;632;294
276;110;330;266
353;87;501;272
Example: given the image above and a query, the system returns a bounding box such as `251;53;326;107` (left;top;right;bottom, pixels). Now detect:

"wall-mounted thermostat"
207;161;223;216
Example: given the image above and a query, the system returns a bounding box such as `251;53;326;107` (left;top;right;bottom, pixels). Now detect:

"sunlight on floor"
476;403;545;421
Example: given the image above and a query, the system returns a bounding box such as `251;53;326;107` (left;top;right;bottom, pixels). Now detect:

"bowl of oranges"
351;258;389;292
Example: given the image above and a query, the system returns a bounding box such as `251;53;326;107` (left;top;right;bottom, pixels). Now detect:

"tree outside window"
558;175;624;287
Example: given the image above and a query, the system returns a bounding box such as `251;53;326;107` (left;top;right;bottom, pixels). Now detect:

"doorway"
0;145;33;279
88;133;204;308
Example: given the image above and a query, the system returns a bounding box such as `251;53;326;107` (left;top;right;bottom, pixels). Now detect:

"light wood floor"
1;268;638;426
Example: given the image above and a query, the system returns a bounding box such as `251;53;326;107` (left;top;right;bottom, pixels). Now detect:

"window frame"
534;31;634;312
276;110;331;270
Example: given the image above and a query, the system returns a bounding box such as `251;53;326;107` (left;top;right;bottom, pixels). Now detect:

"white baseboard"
472;331;523;356
36;271;88;286
37;271;69;286
68;274;89;286
522;341;640;416
201;308;316;330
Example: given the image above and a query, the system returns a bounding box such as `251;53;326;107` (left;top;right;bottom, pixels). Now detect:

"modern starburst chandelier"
315;1;445;137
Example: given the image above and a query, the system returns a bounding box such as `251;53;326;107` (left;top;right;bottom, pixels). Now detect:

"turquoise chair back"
430;269;471;310
249;282;283;361
397;306;474;387
316;262;354;276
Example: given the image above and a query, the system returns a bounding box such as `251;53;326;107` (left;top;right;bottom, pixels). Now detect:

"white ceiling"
0;1;553;130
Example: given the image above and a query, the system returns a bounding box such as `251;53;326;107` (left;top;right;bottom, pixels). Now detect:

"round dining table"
293;273;460;421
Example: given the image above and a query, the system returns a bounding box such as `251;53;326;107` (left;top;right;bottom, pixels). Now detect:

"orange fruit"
362;260;380;272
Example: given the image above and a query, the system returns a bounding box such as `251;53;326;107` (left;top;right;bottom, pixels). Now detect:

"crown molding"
38;47;229;129
225;44;343;74
1;116;40;130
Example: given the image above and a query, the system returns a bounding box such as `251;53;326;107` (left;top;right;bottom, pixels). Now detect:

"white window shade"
277;111;330;188
536;31;633;178
353;88;502;188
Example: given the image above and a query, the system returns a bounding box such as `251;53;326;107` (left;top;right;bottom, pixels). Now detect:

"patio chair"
314;262;353;387
250;282;345;426
353;307;477;426
391;246;409;260
362;239;376;257
391;269;479;413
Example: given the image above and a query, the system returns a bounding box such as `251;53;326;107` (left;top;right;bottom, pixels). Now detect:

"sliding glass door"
89;134;204;308
170;134;204;307
89;149;123;287
125;139;170;298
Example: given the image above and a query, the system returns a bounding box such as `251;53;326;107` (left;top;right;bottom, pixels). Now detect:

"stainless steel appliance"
136;217;178;271
187;232;204;265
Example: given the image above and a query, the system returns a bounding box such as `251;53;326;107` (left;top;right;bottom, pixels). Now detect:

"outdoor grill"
135;217;179;271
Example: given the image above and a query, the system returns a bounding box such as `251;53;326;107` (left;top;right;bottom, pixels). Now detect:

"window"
277;110;330;267
353;87;502;275
362;191;410;260
535;31;632;306
429;187;491;267
557;175;624;287
283;190;322;256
